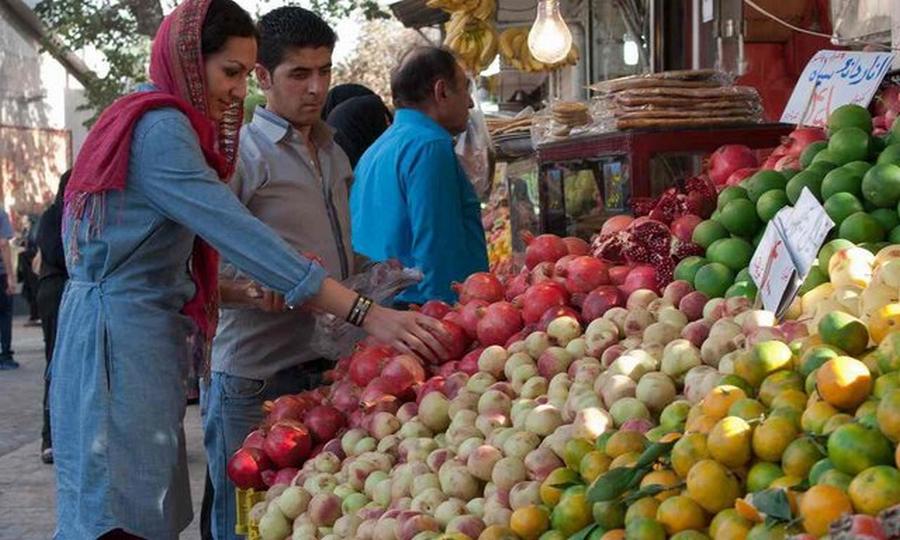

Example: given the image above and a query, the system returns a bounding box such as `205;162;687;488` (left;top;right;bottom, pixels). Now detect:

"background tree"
34;0;390;123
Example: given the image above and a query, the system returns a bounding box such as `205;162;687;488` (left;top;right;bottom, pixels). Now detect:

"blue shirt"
350;109;488;304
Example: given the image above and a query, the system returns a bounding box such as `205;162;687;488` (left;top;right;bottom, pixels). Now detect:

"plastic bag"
456;78;494;201
309;262;423;360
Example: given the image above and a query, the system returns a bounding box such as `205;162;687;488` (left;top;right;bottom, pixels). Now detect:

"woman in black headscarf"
326;94;393;168
321;83;375;120
35;169;69;464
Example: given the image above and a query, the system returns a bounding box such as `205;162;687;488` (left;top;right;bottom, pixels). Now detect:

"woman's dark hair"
327;94;393;168
322;84;375;120
390;46;459;109
257;7;337;72
201;0;259;57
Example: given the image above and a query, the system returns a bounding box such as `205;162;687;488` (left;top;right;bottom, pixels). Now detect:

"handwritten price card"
781;50;895;127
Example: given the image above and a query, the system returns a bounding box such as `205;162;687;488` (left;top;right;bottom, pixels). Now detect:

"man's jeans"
0;285;13;358
202;363;329;540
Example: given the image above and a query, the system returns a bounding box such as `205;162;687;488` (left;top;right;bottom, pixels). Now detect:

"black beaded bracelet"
347;295;374;327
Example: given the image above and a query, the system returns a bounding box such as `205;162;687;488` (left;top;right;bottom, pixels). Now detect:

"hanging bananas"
498;26;580;73
444;12;498;75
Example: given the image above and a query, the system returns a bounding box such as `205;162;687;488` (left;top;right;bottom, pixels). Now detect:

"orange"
579;450;611;483
510;505;550;540
746;462;784;492
782;437;825;478
822;413;854;434
600;531;625;540
672;432;710;478
592;500;626;530
801;400;839;434
550;486;592;536
708;416;752;468
669;532;710;540
798;484;853;536
869;302;900;344
564;438;595;470
656;495;707;535
709;509;753;540
751;416;798;462
876;389;900;441
856;398;880;419
625;497;661;525
686;459;741;513
479;526;519;540
609;451;640;469
828;423;895;475
728;398;767;421
818;469;854;492
686;413;718;434
758;372;804;407
848;465;900;515
539;467;580;507
605;430;646;458
816;357;873;410
640;469;681;501
746;522;792;540
624;517;667;540
702;385;748;420
769;389;808;412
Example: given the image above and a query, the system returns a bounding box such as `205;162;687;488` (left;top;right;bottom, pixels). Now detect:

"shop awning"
389;0;449;29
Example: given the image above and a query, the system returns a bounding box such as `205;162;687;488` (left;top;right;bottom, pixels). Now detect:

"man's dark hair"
257;7;337;72
201;0;259;57
390;46;460;109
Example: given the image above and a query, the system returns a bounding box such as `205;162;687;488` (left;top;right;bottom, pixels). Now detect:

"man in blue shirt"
351;46;489;305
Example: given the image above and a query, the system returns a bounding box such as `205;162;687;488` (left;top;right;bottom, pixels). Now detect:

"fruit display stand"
528;123;793;239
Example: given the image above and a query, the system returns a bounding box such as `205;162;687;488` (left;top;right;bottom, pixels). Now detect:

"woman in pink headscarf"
52;1;447;538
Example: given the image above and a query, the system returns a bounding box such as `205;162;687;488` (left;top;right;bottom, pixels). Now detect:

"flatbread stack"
590;70;764;130
486;116;533;137
548;101;592;136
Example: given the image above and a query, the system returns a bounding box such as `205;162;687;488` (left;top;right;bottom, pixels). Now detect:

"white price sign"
781;50;895;127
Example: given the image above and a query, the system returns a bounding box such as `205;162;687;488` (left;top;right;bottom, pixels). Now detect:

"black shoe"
0;359;19;370
41;448;53;464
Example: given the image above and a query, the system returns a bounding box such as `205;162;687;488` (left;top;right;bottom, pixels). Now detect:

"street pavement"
0;317;208;539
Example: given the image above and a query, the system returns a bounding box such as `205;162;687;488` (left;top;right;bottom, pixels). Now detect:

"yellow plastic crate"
235;487;266;538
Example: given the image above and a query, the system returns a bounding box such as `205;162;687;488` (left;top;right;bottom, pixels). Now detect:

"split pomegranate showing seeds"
453;272;504;304
476;301;524;346
226;447;272;489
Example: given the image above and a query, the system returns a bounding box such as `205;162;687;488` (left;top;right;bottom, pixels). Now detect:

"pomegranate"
725;167;757;187
829;514;888;540
263;395;306;423
348;344;394;387
243;429;266;450
562;236;590;255
529;261;555;284
670;214;702;243
459;347;484;375
783;127;827;158
537;306;581;332
553;254;577;277
438;320;471;361
271;467;299;487
476;301;524;346
328;379;359;415
417;300;452;319
504;271;529;301
263;420;311;469
438;360;460;377
775;154;800;171
458;300;489;339
608;265;632;286
227;447;271;489
361;377;395;403
708;144;757;185
415;376;446;404
600;215;633;237
522;232;568;269
454;272;504;304
521;282;570;324
303;405;345;444
582;285;626;321
381;354;426;392
563;256;609;293
622;266;658;295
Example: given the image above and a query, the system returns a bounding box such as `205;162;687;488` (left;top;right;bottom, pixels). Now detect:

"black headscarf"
321;84;375;120
326;94;393;169
36;170;69;279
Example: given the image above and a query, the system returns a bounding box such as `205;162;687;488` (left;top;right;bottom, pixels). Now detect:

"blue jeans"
201;363;329;539
0;282;12;358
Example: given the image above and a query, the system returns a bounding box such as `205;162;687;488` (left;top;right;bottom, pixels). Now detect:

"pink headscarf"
66;0;244;344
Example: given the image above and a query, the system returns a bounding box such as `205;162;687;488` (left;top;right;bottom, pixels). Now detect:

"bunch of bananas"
498;27;580;73
444;12;499;74
426;0;495;21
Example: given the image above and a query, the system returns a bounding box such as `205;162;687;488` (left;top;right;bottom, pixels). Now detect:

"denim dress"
49;107;327;540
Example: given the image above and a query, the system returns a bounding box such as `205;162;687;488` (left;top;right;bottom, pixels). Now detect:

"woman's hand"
362;304;450;364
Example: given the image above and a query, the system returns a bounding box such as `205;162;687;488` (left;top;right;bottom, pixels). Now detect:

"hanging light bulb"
527;0;573;65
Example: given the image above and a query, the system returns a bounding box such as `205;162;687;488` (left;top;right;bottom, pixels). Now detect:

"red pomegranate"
581;285;627;321
600;215;634;237
537;305;582;331
262;420;311;469
453;272;504;303
725;167;757;187
303;405;345;444
708;144;758;185
458;347;484;375
381;354;426;392
563;236;590;255
563;256;609;293
522;233;569;269
438;320;471;361
670;214;702;243
521;282;570;324
347;344;394;387
476;301;524;346
227;447;272;489
458;300;489;339
417;300;452;319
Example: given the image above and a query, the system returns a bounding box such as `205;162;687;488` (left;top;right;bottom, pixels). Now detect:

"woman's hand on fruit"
362;305;450;363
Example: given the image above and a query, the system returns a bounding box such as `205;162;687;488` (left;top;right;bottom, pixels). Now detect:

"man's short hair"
390;46;460;109
257;7;336;72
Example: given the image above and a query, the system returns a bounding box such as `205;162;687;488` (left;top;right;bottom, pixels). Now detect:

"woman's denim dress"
50;107;326;539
